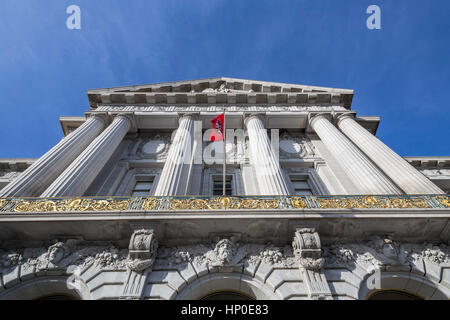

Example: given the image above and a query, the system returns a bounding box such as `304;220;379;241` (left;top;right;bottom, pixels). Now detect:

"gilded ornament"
142;198;159;210
12;198;130;213
436;196;450;208
290;197;307;209
2;195;447;213
385;198;429;209
0;199;8;209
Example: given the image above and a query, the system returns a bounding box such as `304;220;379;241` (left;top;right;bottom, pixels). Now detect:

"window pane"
292;181;310;189
291;177;313;195
134;182;153;190
212;175;232;195
132;191;150;197
294;190;312;195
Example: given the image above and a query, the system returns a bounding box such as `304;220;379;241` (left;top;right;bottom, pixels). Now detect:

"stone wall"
1;235;449;300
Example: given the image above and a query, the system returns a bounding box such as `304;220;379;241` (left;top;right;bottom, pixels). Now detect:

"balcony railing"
0;194;449;213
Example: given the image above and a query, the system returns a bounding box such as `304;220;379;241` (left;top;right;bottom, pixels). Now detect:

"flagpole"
222;107;226;196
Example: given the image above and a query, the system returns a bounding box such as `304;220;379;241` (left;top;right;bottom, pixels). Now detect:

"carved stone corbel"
121;224;158;300
292;227;332;300
127;228;158;272
292;227;324;271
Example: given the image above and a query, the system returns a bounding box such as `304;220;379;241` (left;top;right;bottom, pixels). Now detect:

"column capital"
307;112;332;131
84;112;109;127
334;112;356;127
110;112;137;133
243;112;265;127
177;112;199;123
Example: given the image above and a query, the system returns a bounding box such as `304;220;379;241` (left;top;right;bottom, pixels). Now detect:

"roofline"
86;77;354;94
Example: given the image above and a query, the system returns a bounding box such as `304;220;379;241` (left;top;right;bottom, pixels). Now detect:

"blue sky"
0;0;449;158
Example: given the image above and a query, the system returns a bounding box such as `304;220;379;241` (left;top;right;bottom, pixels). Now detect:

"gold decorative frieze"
163;197;280;211
437;196;450;208
290;197;308;209
141;197;160;210
0;195;448;213
316;195;436;209
12;198;130;213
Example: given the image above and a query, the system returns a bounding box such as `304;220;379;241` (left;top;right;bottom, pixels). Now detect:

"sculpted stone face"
48;243;65;264
382;243;398;259
215;239;234;263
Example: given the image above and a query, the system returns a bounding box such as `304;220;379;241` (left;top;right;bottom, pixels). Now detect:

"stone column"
41;115;131;197
337;114;444;194
0;115;106;197
310;114;401;195
153;114;196;196
245;114;289;195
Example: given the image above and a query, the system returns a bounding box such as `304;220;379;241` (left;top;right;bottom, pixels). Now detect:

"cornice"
0;159;36;171
88;92;353;109
87;78;354;109
405;157;450;168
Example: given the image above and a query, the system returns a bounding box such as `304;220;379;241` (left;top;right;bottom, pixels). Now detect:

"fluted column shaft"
245;115;289;195
154;115;196;196
337;115;444;194
41;115;131;197
311;115;401;195
0;115;106;197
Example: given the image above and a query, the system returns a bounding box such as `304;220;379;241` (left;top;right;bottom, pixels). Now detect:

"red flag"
210;113;224;142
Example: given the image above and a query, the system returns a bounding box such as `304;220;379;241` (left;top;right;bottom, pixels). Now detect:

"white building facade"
0;77;449;300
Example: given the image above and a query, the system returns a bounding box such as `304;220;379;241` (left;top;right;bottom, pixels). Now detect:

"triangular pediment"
87;77;353;108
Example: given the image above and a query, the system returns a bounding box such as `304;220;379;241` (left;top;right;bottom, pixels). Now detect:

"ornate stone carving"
96;105;348;113
292;228;324;271
323;238;450;271
279;132;317;159
161;241;296;269
291;227;332;299
127;228;158;272
420;245;449;263
315;195;432;209
0;251;21;268
12;197;131;213
2;194;449;213
0;170;22;181
202;84;233;93
420;169;450;179
130;134;171;160
194;238;238;267
120;226;159;299
0;240;128;276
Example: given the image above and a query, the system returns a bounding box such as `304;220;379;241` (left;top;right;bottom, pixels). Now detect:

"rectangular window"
131;179;154;197
291;177;313;195
213;175;232;196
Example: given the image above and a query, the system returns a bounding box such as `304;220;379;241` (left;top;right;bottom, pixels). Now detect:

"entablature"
59;106;379;135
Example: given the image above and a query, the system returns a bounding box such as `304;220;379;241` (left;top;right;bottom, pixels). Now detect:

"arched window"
201;291;254;300
0;277;85;300
35;294;79;300
367;290;423;300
